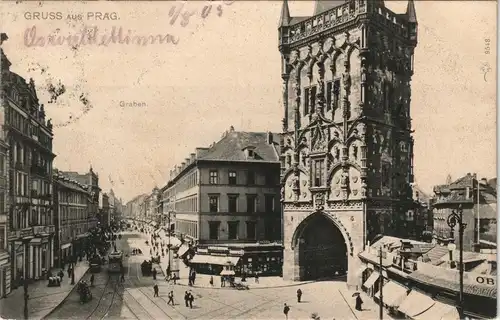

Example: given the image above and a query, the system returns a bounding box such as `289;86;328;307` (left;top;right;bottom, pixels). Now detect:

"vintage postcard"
0;0;497;319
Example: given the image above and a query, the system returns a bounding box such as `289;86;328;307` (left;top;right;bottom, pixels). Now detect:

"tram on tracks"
108;250;123;273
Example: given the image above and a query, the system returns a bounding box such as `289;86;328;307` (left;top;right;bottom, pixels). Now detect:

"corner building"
278;0;418;287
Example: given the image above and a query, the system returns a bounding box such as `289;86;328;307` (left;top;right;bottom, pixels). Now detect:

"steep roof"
198;131;280;163
313;0;348;15
449;173;474;189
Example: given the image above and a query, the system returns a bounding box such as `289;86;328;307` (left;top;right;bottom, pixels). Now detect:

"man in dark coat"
355;294;363;311
153;284;159;297
184;291;189;307
296;288;302;303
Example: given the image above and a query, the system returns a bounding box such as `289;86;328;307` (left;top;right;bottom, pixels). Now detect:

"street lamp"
376;246;387;320
447;204;466;318
23;278;29;320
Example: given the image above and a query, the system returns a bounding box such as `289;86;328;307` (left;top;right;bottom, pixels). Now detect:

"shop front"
190;243;283;277
0;251;11;298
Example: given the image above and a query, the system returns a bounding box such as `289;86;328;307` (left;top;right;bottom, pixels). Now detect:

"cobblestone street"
44;232;392;320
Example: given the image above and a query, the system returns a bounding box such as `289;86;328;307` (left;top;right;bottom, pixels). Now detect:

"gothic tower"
278;0;418;287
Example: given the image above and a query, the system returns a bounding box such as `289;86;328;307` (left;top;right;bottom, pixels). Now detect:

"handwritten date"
168;0;234;28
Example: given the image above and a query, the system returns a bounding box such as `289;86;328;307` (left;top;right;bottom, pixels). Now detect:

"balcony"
31;165;48;177
14;162;27;172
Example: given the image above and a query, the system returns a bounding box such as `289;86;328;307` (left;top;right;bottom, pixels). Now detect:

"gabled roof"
449;174;474;190
198;131;280;163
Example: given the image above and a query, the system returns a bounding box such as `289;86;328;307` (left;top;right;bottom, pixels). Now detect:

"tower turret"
406;0;418;44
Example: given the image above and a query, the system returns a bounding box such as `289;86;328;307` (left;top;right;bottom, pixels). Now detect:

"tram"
108;250;123;273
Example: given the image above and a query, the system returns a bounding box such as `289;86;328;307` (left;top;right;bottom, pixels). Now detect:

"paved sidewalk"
337;286;396;320
0;261;89;320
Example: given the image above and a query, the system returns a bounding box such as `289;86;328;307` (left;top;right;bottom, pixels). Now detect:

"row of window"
58;190;87;205
7;106;52;149
208;220;257;240
11;142;52;175
175;196;198;212
59;206;88;222
10;205;53;230
303;80;341;115
208;194;276;213
33;179;51;197
60;224;88;243
208;169;277;186
177;220;198;239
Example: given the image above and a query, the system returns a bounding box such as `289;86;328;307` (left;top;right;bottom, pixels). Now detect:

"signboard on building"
471;275;495;287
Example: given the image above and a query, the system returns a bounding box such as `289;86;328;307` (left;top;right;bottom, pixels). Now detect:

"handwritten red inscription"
24;26;179;47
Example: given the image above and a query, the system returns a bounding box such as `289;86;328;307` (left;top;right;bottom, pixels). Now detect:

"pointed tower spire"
278;0;291;27
406;0;417;23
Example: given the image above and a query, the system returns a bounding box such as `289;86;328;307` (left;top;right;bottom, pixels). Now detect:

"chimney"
267;132;273;144
185;158;190;165
229;126;235;132
190;153;196;162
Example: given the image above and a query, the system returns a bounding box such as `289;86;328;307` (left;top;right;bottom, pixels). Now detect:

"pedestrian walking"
188;291;194;308
220;275;225;287
58;269;64;280
167;265;171;279
283;303;290;320
153;284;159;297
184;291;189;307
297;288;302;303
121;272;125;283
90;274;95;287
255;272;259;283
355;294;363;311
173;274;177;285
209;275;214;286
192;270;196;285
152;268;157;280
167;290;175;305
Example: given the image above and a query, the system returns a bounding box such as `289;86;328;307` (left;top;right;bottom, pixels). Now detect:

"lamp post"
447;204;466;317
376;246;387;320
23;278;29;320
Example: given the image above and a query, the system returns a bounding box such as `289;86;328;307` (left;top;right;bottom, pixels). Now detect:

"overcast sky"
1;1;496;202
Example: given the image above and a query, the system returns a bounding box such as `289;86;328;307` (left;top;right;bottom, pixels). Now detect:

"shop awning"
374;281;409;307
363;271;381;288
356;265;369;277
220;270;235;276
177;244;190;257
61;243;72;250
398;290;435;317
413;300;459;320
190;254;240;266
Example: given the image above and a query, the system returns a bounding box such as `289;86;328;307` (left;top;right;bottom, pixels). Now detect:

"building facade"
162;127;281;245
0;73;10;297
432;173;497;252
101;193;110;228
1;39;56;286
124;194;148;221
61;168;100;231
278;0;418;286
53;171;91;266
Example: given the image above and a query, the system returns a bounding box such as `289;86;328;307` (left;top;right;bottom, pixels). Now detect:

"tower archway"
292;212;348;281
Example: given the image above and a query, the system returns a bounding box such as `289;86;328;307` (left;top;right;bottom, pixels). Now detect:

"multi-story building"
101;193;110;228
278;0;418;286
1;37;56;285
60;168;100;231
0;54;10;296
53;170;91;266
162;128;282;275
432;173;497;252
125;194;148;221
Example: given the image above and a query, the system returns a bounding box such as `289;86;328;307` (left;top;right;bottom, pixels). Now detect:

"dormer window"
242;146;256;159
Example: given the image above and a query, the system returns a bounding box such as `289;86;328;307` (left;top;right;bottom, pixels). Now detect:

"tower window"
304;88;310;115
333;80;340;109
326;81;332;111
310;85;317;113
313;160;324;187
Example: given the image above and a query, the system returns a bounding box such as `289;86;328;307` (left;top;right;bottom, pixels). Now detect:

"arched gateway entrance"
293;212;348;281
